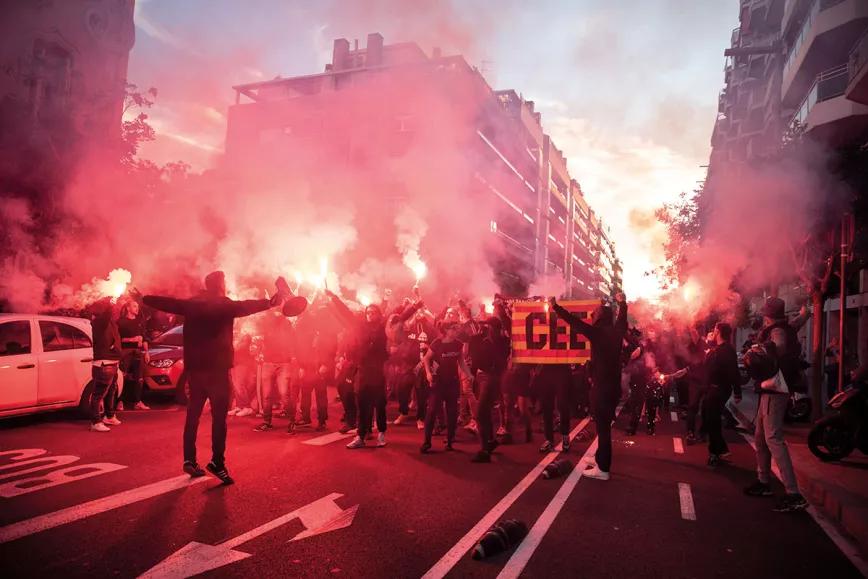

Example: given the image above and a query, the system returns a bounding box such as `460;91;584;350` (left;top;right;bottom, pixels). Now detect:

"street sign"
138;493;359;579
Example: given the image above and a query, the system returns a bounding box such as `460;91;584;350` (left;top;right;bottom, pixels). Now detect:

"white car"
0;314;123;418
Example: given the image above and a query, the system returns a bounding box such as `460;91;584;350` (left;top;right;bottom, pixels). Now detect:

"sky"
128;0;738;301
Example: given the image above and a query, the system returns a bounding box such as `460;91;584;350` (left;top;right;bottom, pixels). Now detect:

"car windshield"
151;325;183;347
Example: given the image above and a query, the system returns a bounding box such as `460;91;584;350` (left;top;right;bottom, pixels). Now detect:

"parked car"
144;325;186;402
0;313;123;418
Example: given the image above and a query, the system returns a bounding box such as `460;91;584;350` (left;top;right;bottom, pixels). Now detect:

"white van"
0;314;123;418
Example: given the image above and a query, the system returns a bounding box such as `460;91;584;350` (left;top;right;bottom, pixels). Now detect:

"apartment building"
226;33;619;299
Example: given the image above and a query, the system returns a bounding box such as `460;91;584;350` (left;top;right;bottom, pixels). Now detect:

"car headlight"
148;358;176;368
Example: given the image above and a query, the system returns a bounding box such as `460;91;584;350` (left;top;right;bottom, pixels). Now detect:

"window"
39;321;87;352
0;321;32;356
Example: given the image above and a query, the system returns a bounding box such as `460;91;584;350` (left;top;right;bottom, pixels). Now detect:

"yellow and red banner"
511;300;597;364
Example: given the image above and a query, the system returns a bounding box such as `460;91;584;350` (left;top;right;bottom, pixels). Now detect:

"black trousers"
90;363;119;424
425;379;459;445
476;370;502;451
538;366;572;442
628;382;664;432
686;382;707;436
120;350;144;405
414;370;429;421
395;368;416;416
184;369;231;465
357;382;386;438
300;373;328;424
336;366;357;428
591;388;618;472
703;385;729;456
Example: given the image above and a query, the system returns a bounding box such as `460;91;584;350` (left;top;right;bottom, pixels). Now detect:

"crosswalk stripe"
678;483;696;521
673;437;684;454
303;432;353;446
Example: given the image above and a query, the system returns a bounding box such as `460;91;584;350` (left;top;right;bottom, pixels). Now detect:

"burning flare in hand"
99;268;132;301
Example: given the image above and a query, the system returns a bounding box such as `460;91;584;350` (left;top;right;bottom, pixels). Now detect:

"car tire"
78;381;95;417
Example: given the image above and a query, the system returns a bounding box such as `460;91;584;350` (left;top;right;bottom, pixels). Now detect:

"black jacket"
552;301;627;396
143;293;272;372
92;311;122;361
705;341;742;397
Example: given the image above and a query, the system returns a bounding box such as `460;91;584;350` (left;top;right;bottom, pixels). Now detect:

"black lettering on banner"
548;310;567;350
525;312;547;350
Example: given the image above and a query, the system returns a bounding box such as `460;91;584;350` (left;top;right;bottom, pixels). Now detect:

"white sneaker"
116;401;125;411
90;422;111;432
228;407;240;416
583;465;610;481
417;420;425;430
377;432;387;447
346;436;365;449
393;414;408;425
496;426;507;437
464;420;479;434
134;401;150;410
103;416;122;426
236;407;254;417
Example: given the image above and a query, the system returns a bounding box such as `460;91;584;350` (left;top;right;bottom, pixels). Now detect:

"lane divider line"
302;432;353;446
420;415;593;579
0;474;209;544
494;405;623;579
673;437;685;454
670;411;679;423
678;482;696;521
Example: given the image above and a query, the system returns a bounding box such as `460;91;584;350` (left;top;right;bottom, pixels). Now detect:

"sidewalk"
729;391;868;559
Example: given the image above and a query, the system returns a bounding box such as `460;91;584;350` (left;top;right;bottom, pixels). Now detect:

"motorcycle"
808;382;868;461
786;391;812;423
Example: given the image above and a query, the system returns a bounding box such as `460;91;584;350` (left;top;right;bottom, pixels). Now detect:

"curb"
729;399;868;560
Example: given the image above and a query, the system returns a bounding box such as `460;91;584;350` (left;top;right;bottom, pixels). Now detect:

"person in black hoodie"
325;289;423;449
143;271;289;484
703;322;741;467
549;292;627;480
469;317;511;463
89;298;124;432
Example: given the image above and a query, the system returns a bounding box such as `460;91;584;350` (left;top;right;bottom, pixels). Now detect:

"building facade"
226;33;619;299
708;0;868;391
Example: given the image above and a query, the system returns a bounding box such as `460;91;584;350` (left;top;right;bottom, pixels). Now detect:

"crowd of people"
83;270;815;511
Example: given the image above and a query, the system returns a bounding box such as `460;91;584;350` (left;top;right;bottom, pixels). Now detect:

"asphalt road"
0;391;864;579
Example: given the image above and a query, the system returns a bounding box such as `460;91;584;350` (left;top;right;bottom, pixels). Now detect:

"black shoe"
297;418;312;427
315;422;327;432
626;427;636;436
773;494;808;513
562;438;571;453
686;432;697;445
646;425;656;436
539;440;554;453
183;460;206;478
744;481;773;497
707;454;721;467
499;433;513;445
420;442;432;454
206;462;234;485
445;441;455;451
253;422;273;432
287;423;296;435
471;450;491;463
486;440;500;454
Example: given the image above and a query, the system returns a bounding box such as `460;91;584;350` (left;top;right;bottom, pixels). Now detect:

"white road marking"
670;411;679;422
496;439;600;579
739;432;868;576
302;432;353;446
421;416;593;579
0;474;209;544
139;493;358;578
0;456;81;482
673;437;685;454
0;463;127;498
678;482;696;521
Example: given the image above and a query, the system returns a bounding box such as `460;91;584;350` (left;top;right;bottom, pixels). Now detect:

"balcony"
847;30;868;104
790;63;868;143
782;0;868;108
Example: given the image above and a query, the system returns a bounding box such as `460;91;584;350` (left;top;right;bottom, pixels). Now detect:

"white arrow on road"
138;492;358;579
